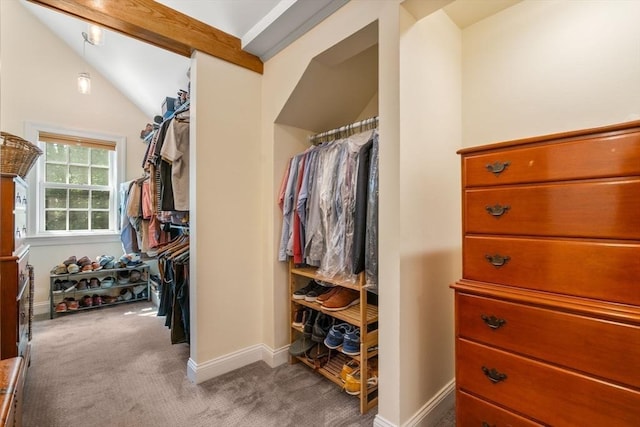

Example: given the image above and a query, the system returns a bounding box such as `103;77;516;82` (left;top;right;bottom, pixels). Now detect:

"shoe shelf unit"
49;264;150;319
289;260;378;414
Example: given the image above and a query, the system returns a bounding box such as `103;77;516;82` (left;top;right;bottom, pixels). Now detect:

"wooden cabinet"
452;121;640;426
0;357;24;427
0;174;32;365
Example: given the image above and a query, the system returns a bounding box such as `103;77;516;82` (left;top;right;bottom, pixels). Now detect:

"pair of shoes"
289;309;316;357
292;307;311;327
64;297;79;310
344;360;378;396
324;323;360;354
340;360;359;382
320;287;360;311
293;280;332;302
55;301;67;312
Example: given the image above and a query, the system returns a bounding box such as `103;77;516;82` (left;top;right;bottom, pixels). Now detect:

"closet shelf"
290;266;362;290
292;298;378;325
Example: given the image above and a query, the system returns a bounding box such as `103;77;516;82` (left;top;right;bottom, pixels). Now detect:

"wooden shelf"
292;298;378;326
290;266;363;291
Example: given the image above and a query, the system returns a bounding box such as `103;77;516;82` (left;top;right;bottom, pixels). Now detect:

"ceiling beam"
27;0;264;74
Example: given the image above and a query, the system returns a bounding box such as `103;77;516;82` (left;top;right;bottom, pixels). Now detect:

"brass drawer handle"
482;423;496;427
485;161;510;176
482;366;507;384
481;314;506;330
485;254;510;267
485;204;510;217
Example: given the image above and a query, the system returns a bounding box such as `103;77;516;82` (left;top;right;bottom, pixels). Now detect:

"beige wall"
462;0;640;147
0;0;150;312
399;7;461;422
189;51;263;364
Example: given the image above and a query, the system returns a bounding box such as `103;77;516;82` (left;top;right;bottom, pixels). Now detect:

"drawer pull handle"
481;314;506;329
485;204;510;217
482;366;507;384
485;161;510;176
485;254;510;267
482;423;496;427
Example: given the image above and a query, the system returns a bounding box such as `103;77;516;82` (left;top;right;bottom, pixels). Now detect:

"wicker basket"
1;131;43;178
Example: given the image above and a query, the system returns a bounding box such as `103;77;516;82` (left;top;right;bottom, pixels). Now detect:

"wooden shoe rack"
289;260;378;414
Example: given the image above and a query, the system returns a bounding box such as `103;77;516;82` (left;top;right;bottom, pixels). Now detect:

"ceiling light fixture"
77;28;102;95
87;24;104;46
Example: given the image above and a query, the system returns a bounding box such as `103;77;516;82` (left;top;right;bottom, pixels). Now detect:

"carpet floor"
22;301;455;427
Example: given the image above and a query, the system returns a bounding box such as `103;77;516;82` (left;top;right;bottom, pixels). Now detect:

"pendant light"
77;25;103;95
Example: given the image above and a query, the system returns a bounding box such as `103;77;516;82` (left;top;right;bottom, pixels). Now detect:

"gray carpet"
23;301;455;427
22;302;377;426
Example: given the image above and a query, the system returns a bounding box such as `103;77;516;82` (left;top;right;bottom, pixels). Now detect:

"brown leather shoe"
320;288;360;311
316;286;339;303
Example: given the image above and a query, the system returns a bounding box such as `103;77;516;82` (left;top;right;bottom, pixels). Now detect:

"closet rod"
308;116;378;145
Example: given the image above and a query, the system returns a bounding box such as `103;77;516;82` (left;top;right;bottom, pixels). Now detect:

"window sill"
27;232;120;248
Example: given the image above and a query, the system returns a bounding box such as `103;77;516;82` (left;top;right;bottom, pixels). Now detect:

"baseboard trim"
403;379;455;427
261;343;289;368
34;301;50;317
373;379;455;427
187;344;263;384
186;343;290;384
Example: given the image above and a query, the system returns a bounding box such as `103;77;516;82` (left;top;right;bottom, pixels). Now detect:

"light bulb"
78;72;91;95
87;24;104;46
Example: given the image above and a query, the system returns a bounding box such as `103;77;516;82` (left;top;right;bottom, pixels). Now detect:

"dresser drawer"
463;131;640;187
463;236;640;305
457;390;543;427
456;293;640;389
464;179;640;239
457;339;640;426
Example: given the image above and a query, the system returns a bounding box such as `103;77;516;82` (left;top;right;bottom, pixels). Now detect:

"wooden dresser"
0;174;32;366
452;121;640;426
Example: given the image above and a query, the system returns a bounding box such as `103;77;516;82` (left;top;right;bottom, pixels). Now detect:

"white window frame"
24;122;125;245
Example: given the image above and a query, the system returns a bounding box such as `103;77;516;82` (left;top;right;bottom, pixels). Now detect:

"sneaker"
324;323;354;349
293;280;317;300
305;282;332;302
311;313;333;343
340;359;359;382
321;287;360;311
342;328;361;355
344;366;378;396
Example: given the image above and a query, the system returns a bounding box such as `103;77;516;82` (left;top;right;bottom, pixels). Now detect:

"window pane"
92;191;110;209
69;146;89;164
91;167;109;186
92;211;109;229
69;211;88;230
91;149;109;166
46;164;67;183
46;144;67;162
69;189;89;209
69;166;89;184
45;211;67;230
45;188;67;208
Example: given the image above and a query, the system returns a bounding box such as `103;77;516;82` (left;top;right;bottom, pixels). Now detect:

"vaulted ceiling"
20;0;520;120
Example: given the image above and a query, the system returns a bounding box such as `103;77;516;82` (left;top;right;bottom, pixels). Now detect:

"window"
30;128;123;236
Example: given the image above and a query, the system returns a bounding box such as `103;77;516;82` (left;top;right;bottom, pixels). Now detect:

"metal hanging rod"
308;116;378;145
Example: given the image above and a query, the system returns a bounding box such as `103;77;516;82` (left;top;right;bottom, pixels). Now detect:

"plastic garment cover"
317;130;373;283
365;135;379;293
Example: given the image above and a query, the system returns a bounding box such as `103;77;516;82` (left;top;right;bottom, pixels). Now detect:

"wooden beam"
27;0;264;74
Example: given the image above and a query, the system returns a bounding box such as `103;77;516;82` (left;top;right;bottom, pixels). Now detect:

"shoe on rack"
303;309;318;337
324;323;354;349
304;282;332;302
321;288;360;311
55;301;67;313
316;286;339;303
292;307;309;328
341;328;361;356
311;313;333;343
289;334;315;357
340;359;359;382
344;366;378;396
65;298;79;310
293;280;318;300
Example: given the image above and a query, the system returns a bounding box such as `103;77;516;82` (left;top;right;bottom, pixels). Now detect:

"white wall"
462;0;640;147
0;0;150;313
188;50;263;379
